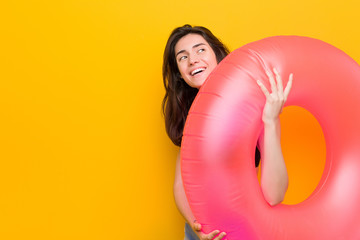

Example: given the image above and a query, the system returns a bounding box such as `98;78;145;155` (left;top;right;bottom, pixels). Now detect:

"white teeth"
191;68;206;76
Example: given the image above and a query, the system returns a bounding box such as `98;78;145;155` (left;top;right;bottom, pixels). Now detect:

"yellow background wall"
1;0;359;239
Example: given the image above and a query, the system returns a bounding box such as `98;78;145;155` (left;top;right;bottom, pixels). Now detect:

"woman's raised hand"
193;220;226;240
256;68;293;124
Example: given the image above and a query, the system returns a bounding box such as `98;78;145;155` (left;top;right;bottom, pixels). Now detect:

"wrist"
263;117;280;127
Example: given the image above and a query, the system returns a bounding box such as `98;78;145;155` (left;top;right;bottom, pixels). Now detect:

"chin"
194;81;205;89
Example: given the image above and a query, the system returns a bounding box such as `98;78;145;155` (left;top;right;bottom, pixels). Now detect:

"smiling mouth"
191;67;206;76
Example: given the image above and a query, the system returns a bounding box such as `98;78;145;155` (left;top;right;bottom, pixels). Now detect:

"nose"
189;54;200;65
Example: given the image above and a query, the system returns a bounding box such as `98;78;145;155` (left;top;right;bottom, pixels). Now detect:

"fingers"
258;68;293;100
273;68;283;92
202;230;226;240
213;231;227;240
193;221;226;240
206;230;220;240
265;68;277;93
257;68;293;121
256;80;270;98
284;73;293;101
194;222;202;231
273;68;284;101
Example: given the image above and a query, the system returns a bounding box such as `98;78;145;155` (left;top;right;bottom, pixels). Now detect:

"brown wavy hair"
162;24;230;146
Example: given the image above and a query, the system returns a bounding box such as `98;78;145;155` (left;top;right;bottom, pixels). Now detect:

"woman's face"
175;34;218;89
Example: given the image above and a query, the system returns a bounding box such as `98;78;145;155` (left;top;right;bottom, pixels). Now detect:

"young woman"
162;25;292;240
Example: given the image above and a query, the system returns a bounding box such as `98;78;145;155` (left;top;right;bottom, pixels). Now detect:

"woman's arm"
173;151;196;224
257;68;293;206
258;119;288;206
174;151;226;240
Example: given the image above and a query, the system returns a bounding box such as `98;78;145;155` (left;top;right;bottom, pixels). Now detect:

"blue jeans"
184;223;200;240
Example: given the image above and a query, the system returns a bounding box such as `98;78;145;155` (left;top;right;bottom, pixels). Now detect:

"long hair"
162;24;230;146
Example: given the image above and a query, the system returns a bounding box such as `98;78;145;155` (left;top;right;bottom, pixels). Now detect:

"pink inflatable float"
181;36;360;239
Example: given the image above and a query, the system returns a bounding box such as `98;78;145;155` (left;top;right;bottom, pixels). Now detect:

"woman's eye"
179;56;187;61
198;48;205;53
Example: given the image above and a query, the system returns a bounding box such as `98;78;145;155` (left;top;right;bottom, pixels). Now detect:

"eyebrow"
175;43;207;58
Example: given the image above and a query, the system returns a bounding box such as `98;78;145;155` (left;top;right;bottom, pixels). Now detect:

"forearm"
260;119;288;206
173;152;227;239
174;177;196;224
173;152;196;224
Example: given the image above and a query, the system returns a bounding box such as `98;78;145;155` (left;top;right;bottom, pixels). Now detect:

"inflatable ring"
181;36;360;239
